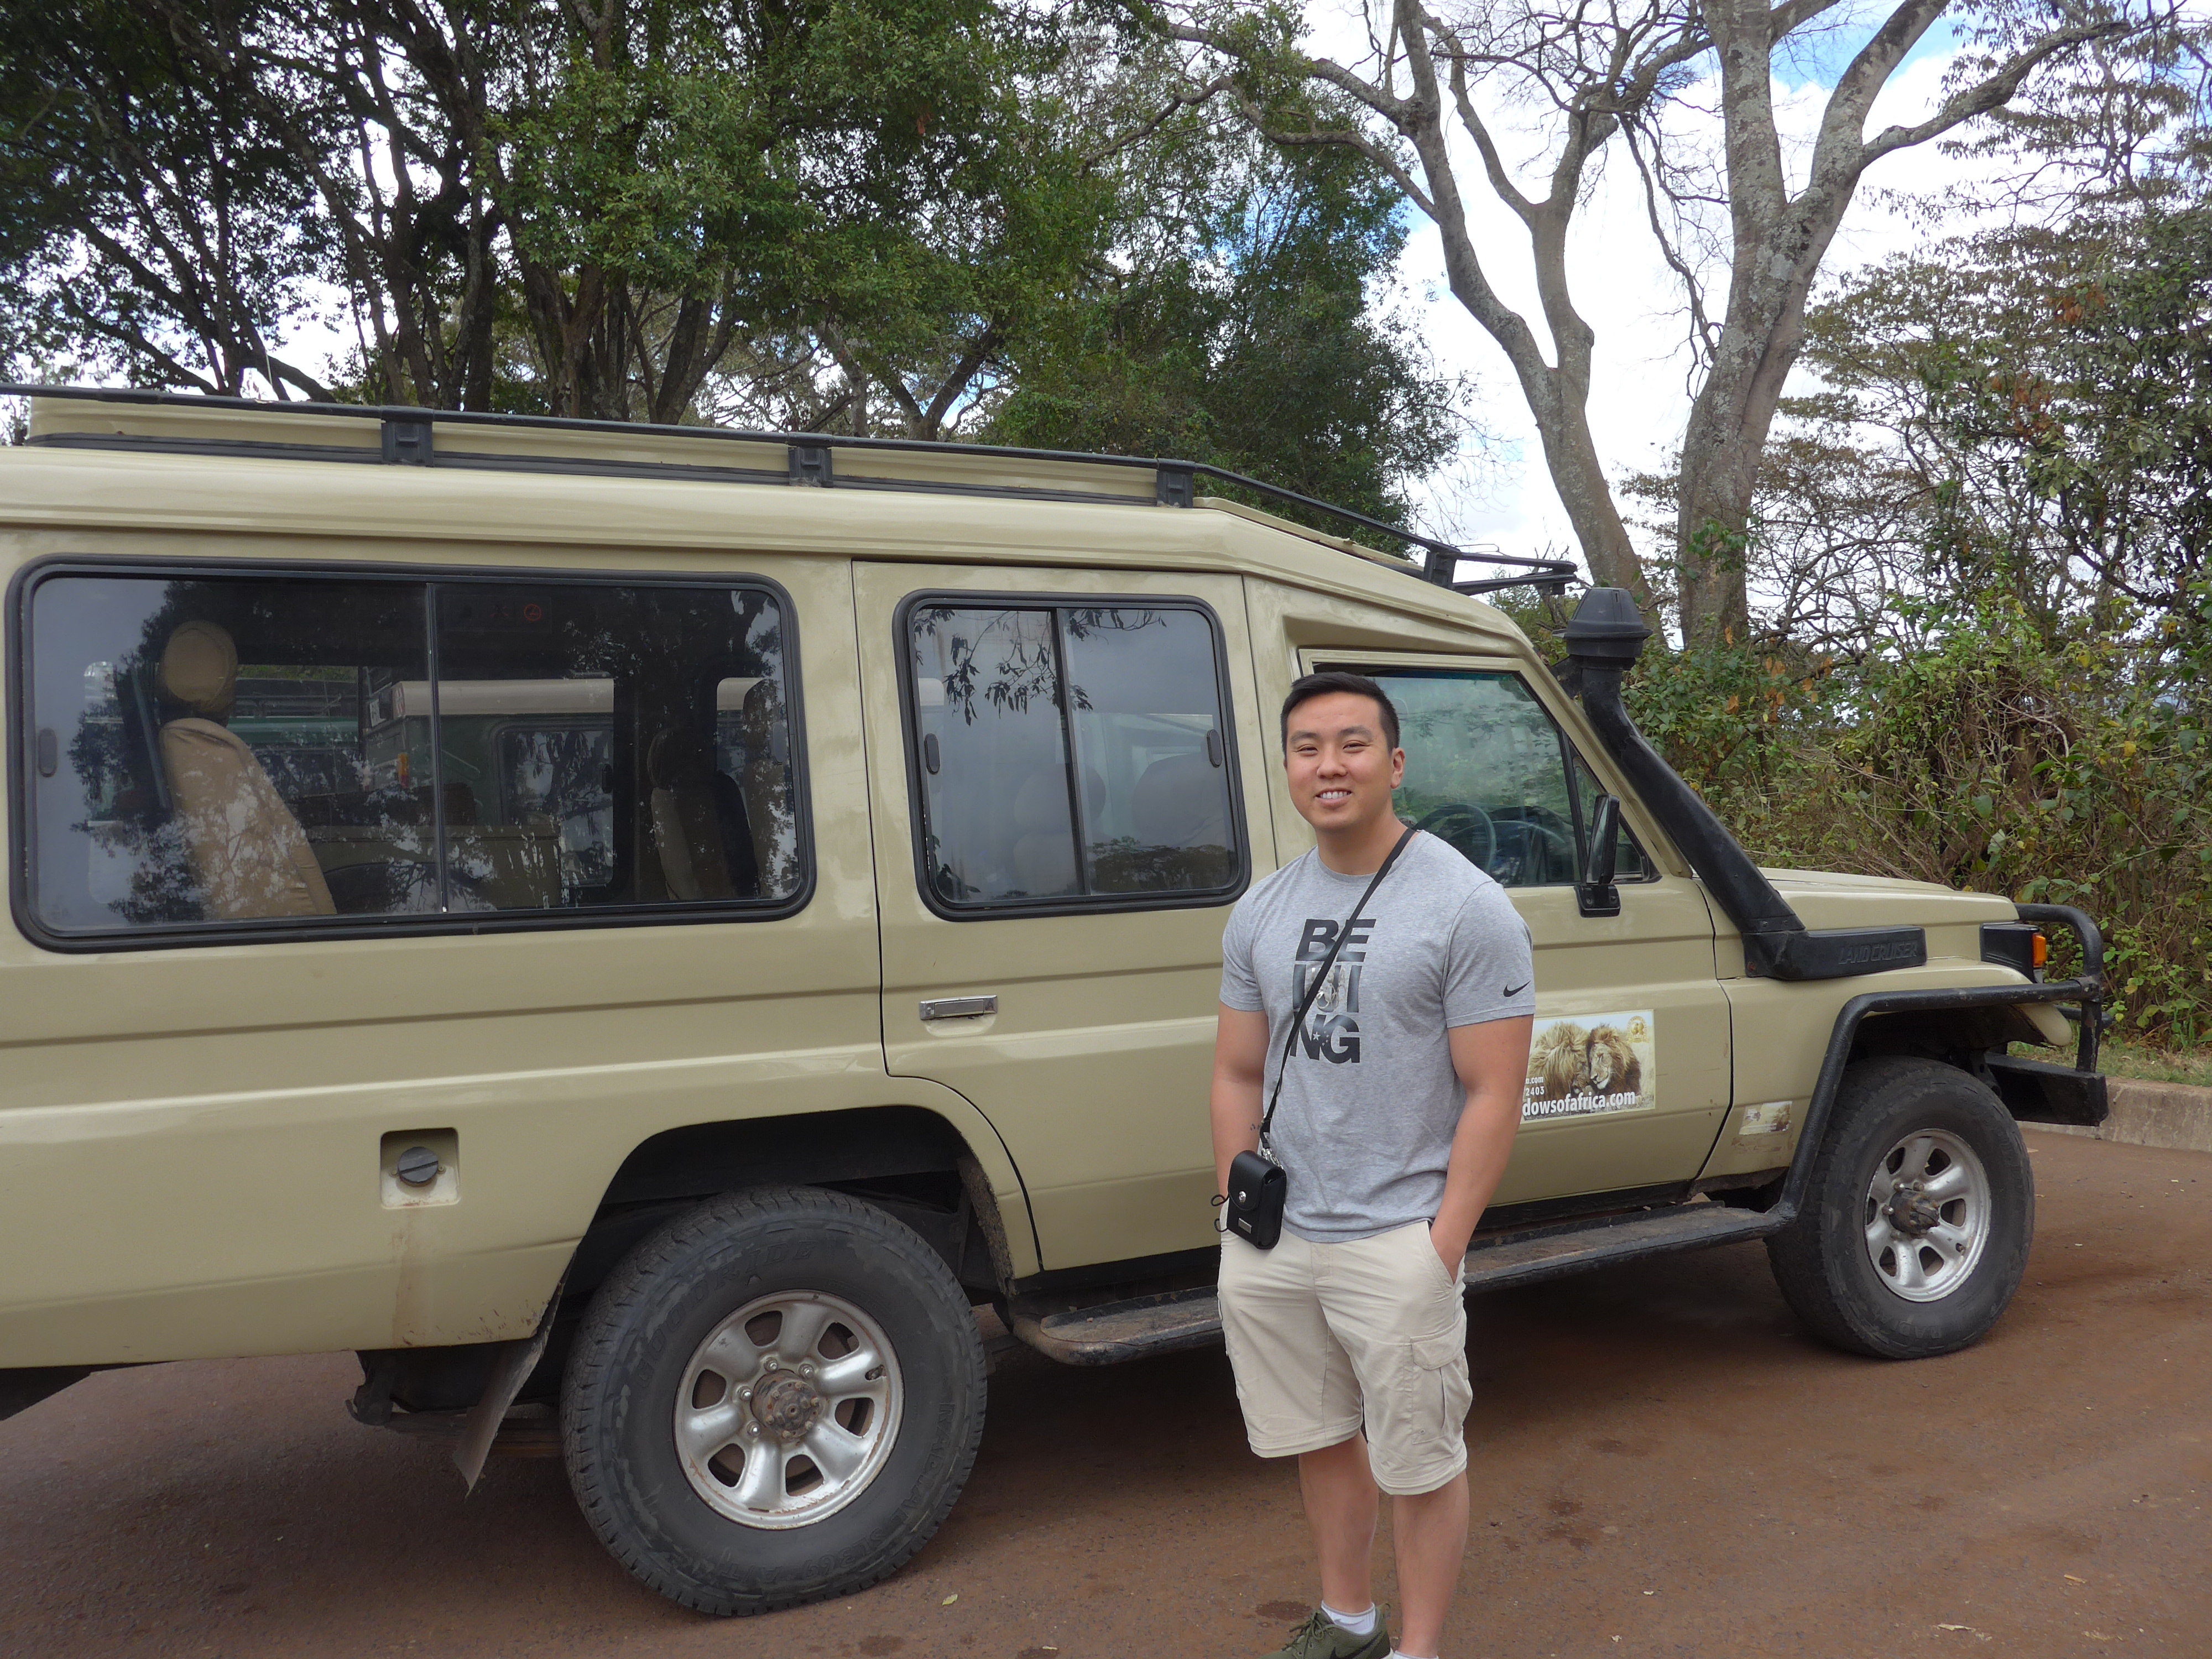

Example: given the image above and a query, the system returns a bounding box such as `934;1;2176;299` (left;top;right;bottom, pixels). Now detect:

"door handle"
920;994;998;1021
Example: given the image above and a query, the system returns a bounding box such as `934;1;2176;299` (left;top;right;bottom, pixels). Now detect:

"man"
1213;671;1535;1659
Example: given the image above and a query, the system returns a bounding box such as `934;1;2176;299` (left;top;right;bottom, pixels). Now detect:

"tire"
560;1185;987;1614
1765;1056;2034;1360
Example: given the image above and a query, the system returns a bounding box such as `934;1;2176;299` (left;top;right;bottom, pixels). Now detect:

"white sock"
1390;1651;1438;1659
1321;1601;1378;1637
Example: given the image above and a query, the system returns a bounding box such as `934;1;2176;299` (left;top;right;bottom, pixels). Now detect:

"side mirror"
1579;794;1621;917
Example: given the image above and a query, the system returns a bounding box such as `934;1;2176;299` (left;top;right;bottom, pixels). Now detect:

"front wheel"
560;1186;987;1614
1765;1057;2034;1359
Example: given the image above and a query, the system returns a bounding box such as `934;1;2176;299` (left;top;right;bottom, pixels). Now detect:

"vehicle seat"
737;680;791;894
1124;750;1233;889
1131;752;1228;850
1009;768;1077;895
648;729;735;901
155;620;337;920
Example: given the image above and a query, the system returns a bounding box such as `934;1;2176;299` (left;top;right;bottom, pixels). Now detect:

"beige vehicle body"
0;393;2111;1612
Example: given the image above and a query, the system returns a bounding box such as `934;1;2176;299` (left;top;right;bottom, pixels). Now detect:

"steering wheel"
1413;802;1496;872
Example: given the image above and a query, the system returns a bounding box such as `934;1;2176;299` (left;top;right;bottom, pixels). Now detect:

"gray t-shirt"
1219;831;1535;1243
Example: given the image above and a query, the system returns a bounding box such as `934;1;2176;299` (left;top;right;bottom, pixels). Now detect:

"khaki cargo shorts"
1216;1218;1472;1496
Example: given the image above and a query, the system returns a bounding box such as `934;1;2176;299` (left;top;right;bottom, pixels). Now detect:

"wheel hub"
750;1370;825;1441
1861;1127;1994;1304
1884;1182;1943;1235
674;1290;903;1531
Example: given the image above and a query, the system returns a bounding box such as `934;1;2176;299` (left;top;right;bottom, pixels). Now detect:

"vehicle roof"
0;395;1540;656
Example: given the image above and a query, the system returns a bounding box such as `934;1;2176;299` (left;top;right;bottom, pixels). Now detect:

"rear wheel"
1766;1057;2034;1359
561;1186;986;1614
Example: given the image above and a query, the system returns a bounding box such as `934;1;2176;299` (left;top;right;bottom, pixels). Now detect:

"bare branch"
1767;0;1849;41
1156;18;1408;121
1438;20;1536;223
1233;87;1439;215
1621;119;1719;368
1861;13;2141;168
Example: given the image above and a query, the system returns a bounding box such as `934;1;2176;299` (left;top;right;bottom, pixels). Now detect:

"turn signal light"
1980;922;2044;979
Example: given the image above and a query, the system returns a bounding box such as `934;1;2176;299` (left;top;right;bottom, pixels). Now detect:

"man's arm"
1211;1004;1271;1199
1429;1016;1535;1270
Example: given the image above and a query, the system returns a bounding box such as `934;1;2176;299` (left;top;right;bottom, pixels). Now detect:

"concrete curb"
2028;1076;2212;1155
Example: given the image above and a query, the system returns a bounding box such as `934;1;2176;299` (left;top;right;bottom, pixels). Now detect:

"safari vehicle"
0;389;2108;1615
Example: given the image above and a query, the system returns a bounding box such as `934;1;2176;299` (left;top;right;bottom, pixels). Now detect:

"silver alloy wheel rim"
675;1291;902;1530
1863;1128;1992;1302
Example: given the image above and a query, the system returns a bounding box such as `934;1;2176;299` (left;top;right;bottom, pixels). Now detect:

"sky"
1303;4;2005;580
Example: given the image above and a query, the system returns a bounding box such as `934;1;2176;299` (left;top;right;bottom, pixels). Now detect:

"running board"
1008;1202;1781;1366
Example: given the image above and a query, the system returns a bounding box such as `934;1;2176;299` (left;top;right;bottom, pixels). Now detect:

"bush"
1514;589;2212;1047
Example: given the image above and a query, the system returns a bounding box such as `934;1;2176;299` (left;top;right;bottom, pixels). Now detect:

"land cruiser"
0;389;2108;1615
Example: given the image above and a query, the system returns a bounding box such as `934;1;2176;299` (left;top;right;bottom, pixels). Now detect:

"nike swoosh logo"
1503;982;1530;998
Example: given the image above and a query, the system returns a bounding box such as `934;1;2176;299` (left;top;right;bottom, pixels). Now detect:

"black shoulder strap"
1259;824;1418;1149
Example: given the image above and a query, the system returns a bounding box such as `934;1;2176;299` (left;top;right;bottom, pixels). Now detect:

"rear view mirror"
1579;794;1621;917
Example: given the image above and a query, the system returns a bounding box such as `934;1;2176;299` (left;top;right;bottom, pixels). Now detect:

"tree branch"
1621;118;1720;366
1157;16;1408;121
1437;20;1535;224
1860;13;2141;167
1081;75;1238;169
922;318;1006;434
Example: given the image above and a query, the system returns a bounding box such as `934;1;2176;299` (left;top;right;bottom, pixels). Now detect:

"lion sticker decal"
1522;1011;1656;1120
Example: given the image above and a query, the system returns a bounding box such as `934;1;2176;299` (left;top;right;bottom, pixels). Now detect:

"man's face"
1284;691;1405;834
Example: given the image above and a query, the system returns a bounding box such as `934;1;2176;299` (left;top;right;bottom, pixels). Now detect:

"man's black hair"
1280;671;1400;753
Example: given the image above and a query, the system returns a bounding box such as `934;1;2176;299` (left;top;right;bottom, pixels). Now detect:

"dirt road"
2;1133;2205;1658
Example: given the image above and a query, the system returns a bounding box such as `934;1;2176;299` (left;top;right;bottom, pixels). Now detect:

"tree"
485;0;1113;425
2;2;1128;427
0;0;1474;526
1734;199;2212;644
1150;0;2157;639
288;0;505;411
0;0;337;397
987;135;1467;528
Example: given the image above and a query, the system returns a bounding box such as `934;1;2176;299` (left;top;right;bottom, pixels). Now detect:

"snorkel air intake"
1563;589;1926;982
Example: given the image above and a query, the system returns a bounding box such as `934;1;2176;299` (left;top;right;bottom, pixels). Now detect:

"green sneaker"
1262;1607;1392;1659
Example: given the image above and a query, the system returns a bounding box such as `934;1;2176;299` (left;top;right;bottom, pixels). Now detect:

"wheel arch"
578;1104;1029;1302
1780;970;2105;1218
1851;1002;2051;1068
351;1101;1030;1422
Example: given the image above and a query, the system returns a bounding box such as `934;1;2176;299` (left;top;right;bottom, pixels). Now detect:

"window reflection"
421;583;798;911
907;603;1239;907
29;577;431;930
1350;667;1648;888
23;573;804;937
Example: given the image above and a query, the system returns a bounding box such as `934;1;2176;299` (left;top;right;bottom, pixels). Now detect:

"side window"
905;601;1241;910
430;582;800;910
1339;667;1648;888
19;570;802;942
1571;752;1652;881
25;573;433;932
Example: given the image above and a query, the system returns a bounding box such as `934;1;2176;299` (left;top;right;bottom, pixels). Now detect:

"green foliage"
1611;592;2212;1047
0;2;1462;518
1783;201;2212;635
1607;158;2212;1053
489;0;1117;424
984;142;1463;531
0;0;336;395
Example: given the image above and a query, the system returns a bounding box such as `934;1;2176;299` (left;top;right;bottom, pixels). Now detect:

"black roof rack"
1;384;1578;597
